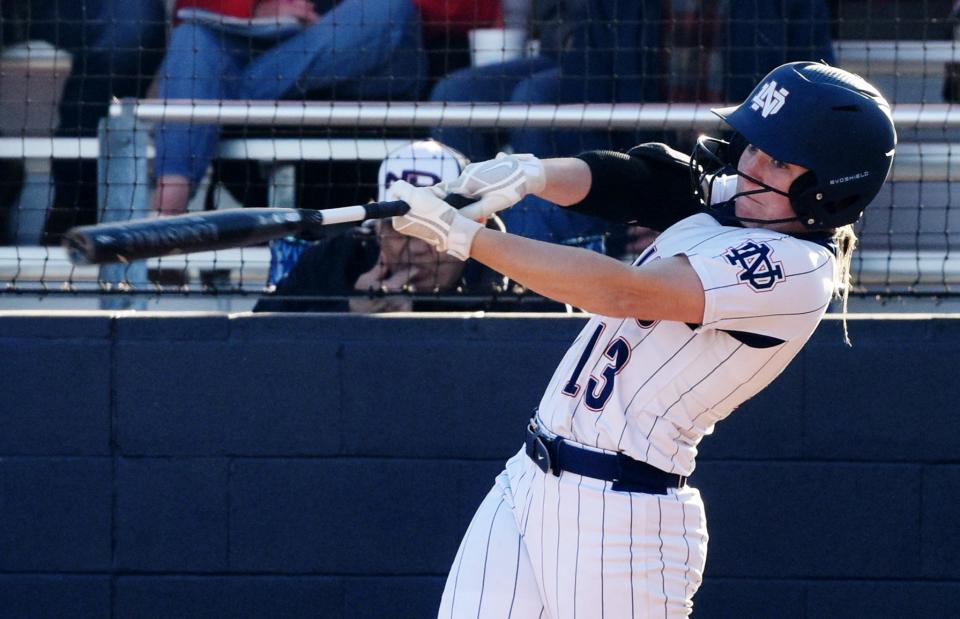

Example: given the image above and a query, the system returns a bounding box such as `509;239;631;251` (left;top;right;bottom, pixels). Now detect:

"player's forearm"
535;158;592;206
470;227;646;316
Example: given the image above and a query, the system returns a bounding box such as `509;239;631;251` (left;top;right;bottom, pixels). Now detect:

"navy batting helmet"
692;61;897;229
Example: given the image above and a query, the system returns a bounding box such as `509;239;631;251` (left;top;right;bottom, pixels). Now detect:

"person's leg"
429;56;556;162
241;0;426;101
152;24;249;215
36;0;167;239
55;0;167;136
508;67;615;159
500;194;612;250
439;456;546;618
520;465;709;618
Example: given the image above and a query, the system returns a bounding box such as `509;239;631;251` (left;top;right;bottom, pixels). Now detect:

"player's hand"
436;153;546;220
350;261;415;313
254;0;319;24
388;180;483;261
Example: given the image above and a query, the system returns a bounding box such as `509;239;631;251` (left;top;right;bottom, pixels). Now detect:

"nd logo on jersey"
750;80;789;117
724;241;785;291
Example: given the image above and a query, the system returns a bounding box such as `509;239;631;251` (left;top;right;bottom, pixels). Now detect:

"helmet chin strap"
709;199;803;226
705;168;803;226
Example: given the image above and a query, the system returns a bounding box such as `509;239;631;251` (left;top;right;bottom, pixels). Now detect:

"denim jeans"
499;195;611;249
154;0;426;186
428;55;626;163
17;0;167;238
428;57;617;247
24;0;168;135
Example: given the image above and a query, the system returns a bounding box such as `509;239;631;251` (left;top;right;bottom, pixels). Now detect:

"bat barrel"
63;208;305;265
62;196;474;266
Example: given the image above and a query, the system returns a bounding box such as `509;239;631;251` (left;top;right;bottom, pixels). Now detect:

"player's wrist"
514;154;547;196
446;214;483;261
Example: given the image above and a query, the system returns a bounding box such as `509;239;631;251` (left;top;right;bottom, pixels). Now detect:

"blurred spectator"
0;0;167;242
432;0;834;160
181;0;503;230
152;0;427;217
428;0;575;163
429;0;834;255
415;0;503;83
945;0;960;102
253;139;512;313
0;160;24;245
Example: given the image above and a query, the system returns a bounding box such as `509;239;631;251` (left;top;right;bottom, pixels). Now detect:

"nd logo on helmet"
750;81;790;117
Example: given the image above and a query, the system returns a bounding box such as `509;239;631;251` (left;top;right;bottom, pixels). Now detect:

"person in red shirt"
152;0;426;216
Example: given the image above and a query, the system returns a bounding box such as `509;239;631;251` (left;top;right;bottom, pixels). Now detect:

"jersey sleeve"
683;231;836;341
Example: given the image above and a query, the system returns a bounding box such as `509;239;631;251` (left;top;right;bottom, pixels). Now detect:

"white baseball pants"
438;448;709;619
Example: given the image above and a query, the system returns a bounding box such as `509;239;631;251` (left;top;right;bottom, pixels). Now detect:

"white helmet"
377;139;469;202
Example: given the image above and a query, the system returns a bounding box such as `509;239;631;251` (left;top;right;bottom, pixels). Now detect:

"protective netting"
0;0;958;310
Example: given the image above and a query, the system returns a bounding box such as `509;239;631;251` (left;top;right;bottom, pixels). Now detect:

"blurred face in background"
375;220;464;292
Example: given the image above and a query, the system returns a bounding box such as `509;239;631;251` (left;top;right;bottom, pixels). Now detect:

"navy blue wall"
1;313;957;618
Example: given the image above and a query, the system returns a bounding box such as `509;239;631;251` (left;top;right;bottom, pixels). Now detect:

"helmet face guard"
689;134;804;227
694;62;897;230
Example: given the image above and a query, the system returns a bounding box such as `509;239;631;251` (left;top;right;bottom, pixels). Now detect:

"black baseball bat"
63;195;476;266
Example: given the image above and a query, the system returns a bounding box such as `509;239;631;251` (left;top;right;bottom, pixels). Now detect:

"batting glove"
389;180;483;261
437;153;546;220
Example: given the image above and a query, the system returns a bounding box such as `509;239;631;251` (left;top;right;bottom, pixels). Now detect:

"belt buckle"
528;422;553;475
533;435;553;475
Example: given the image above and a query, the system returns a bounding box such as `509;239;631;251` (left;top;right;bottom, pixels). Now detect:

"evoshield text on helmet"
691;61;897;229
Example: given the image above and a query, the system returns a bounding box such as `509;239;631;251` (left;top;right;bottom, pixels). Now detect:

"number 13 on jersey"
561;322;632;411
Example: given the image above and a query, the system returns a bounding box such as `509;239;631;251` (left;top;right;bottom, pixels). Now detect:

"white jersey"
535;211;837;476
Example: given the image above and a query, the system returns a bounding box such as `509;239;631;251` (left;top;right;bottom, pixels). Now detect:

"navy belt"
525;421;687;495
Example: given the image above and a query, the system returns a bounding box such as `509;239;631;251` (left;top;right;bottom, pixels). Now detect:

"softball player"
389;61;897;618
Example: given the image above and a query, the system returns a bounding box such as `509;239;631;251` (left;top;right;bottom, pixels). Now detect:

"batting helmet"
692;61;897;229
377;139;468;201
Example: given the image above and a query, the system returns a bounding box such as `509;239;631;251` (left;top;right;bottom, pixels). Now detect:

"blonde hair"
832;224;858;346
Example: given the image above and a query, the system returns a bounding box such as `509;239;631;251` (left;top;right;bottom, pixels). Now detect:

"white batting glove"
437;153;546;220
388;180;483;261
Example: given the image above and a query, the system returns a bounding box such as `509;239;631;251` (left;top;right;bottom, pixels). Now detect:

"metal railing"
116;99;960;130
1;36;959;307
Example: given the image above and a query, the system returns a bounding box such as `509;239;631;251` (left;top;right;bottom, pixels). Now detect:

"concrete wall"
0;313;957;618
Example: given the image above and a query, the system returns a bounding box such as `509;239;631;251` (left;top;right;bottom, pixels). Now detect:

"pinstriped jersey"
535;212;836;476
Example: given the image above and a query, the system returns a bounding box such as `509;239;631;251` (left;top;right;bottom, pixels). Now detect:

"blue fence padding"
0;313;112;339
0;458;112;571
114;576;343;618
802;338;959;462
113;313;231;341
228;458;500;574
693;579;806;619
0;339;111;456
1;312;958;618
696;580;960;619
341;340;562;459
116;458;230;572
0;576;111;619
342;576;446;619
115;340;343;456
233;312;586;344
805;581;960;618
921;465;960;578
113;575;446;619
697;461;921;579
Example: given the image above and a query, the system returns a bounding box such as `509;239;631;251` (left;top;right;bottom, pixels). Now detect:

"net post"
97;98;150;309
